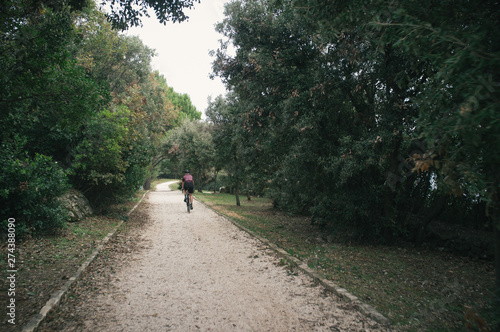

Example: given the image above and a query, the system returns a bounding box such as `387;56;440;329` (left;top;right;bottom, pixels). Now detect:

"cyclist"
181;170;194;209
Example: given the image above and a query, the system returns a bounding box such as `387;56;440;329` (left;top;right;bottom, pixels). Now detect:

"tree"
70;21;184;203
212;0;492;243
103;0;200;30
212;0;499;300
164;80;202;125
206;94;257;206
1;0;200;30
164;120;215;191
139;72;179;190
0;3;105;162
213;0;393;228
291;0;500;301
74;5;155;95
0;1;105;233
0;0;202;233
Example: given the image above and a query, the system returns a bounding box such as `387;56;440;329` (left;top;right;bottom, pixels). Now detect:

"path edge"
21;190;150;332
196;197;390;326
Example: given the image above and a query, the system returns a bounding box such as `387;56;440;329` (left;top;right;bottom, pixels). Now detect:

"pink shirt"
182;174;193;183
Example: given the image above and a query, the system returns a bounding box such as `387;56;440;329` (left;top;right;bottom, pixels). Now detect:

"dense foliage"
104;0;200;30
208;0;499;288
0;137;69;236
163;120;214;190
0;1;200;234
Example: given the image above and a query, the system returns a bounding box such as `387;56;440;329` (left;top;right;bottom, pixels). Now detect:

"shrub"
0;137;69;236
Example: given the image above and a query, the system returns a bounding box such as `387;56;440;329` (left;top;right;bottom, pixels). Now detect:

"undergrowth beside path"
195;192;496;331
0;187;152;331
1;179;496;331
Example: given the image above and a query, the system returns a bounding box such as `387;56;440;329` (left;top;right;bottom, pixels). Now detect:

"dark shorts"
184;182;194;194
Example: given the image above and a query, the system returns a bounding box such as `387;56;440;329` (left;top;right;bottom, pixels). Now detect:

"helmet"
184;170;190;173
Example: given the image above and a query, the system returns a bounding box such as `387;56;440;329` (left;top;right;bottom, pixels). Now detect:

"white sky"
125;0;230;118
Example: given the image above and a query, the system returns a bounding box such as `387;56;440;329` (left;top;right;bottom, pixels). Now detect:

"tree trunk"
214;170;218;193
495;219;500;294
235;182;241;206
383;131;403;243
416;195;447;245
143;176;151;190
144;154;166;190
494;218;500;331
246;182;251;201
143;164;153;190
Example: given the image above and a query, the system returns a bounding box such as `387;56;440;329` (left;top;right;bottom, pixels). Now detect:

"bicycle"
185;192;192;213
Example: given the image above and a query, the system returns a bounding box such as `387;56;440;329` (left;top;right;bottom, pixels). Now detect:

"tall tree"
139;72;179;190
212;0;493;253
74;5;155;95
291;0;500;299
206;94;259;205
164;120;215;190
165;85;202;125
0;0;203;233
0;2;103;233
70;14;183;203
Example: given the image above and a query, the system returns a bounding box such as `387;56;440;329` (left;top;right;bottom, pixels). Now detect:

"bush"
0;137;69;236
200;173;231;192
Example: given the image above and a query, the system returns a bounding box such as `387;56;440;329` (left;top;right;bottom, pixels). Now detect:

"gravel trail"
56;182;389;331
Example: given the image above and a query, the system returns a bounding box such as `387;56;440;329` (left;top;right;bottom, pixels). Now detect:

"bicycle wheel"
186;195;190;213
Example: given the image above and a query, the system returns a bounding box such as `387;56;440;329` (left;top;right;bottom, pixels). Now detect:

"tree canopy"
104;0;200;30
0;0;200;234
209;0;499;288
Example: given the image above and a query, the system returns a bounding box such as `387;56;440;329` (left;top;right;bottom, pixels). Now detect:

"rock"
59;189;93;222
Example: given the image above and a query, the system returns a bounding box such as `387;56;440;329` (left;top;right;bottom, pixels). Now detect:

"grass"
195;191;497;331
0;191;143;331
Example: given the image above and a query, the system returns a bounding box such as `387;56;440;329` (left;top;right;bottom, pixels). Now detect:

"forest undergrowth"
0;190;146;331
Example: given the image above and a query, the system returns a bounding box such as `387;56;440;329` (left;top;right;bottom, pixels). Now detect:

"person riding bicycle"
181;170;194;209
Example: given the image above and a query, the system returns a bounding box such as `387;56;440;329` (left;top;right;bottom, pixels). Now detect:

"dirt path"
45;182;389;331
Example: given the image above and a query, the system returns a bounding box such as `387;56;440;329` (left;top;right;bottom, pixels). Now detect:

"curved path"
65;182;388;331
